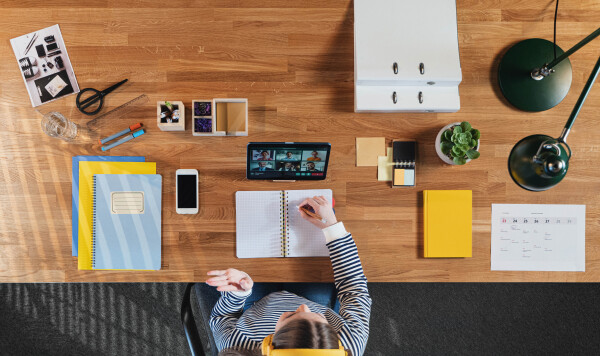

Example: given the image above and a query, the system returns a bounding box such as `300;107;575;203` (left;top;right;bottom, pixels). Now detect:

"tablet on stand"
246;142;331;182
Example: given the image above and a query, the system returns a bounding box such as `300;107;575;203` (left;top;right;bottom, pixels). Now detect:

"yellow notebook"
424;190;472;258
77;161;157;269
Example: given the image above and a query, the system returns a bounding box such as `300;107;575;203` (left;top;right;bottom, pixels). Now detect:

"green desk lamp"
508;55;600;191
498;19;600;112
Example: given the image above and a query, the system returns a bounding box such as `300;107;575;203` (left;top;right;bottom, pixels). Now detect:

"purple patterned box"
194;118;213;133
194;101;211;116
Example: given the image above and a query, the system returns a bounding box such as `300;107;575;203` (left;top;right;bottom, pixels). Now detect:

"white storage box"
354;0;462;112
355;86;460;113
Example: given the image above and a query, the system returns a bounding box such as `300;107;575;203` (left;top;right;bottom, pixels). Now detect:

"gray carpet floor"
1;283;599;355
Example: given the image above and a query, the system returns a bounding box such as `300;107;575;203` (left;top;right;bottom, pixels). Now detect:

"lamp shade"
508;135;571;191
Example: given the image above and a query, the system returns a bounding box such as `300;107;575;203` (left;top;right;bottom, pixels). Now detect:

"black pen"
24;33;38;55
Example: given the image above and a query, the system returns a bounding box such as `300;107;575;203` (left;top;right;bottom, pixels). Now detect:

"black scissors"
76;79;128;116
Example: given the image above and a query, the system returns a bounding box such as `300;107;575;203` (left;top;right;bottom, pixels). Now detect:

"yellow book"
78;161;156;269
423;190;472;258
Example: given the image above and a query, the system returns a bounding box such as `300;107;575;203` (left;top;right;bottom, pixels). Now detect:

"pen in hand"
297;205;327;224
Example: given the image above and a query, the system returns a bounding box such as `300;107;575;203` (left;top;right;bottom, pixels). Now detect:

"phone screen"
177;175;197;208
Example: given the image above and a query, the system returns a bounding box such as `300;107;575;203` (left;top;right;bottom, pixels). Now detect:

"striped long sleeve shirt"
209;222;372;356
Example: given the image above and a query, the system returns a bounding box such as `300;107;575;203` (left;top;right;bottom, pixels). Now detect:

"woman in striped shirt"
206;196;372;356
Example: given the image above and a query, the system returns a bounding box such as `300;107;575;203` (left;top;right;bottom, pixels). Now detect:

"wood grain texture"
1;0;599;282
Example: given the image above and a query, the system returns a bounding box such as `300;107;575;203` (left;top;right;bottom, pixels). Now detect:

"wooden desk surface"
1;1;600;282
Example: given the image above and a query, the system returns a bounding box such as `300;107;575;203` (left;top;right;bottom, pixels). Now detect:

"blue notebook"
92;174;162;270
72;155;145;256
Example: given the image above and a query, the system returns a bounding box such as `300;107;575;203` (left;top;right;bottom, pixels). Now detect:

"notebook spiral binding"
91;175;97;268
395;160;415;168
280;191;289;257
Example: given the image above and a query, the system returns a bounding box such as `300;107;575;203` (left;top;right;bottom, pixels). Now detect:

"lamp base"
498;39;572;112
508;134;569;191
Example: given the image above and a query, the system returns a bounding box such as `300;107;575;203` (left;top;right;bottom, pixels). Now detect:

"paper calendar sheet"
491;204;585;271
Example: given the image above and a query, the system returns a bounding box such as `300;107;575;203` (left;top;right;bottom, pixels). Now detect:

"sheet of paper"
356;137;385;166
235;191;284;258
377;147;393;181
10;24;80;107
285;189;332;257
491;204;585;271
45;74;67;97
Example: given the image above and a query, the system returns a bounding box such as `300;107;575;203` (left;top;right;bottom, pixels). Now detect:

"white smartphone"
176;169;199;214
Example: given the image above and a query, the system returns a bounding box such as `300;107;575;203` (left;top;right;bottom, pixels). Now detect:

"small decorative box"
157;101;185;131
191;98;248;136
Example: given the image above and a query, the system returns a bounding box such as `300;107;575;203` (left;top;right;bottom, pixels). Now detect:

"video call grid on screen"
247;143;330;180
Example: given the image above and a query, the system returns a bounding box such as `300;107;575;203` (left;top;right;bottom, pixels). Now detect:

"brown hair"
273;319;339;349
219;319;352;356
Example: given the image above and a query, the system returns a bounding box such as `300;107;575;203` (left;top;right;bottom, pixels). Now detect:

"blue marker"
101;129;145;151
99;123;142;145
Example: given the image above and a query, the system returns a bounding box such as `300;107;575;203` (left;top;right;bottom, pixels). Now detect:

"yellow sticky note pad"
393;168;415;186
356;137;386;166
377;147;394;181
394;169;405;185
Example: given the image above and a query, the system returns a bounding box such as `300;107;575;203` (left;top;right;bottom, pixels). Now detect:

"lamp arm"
547;27;600;71
559;54;600;143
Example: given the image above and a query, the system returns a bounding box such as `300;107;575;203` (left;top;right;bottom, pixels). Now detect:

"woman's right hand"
298;196;338;229
206;268;254;292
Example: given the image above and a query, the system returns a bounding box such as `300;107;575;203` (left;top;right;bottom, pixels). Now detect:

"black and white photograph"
10;24;79;107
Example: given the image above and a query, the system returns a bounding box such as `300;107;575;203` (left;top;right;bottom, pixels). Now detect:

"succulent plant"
440;121;481;165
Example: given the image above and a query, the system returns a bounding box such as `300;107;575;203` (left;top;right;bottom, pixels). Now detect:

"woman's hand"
206;268;254;292
298;196;338;229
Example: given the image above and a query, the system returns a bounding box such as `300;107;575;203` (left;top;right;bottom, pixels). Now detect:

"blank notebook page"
236;191;284;258
285;189;332;257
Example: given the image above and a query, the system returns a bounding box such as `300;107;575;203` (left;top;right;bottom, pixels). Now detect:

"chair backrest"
181;282;222;356
181;283;206;356
193;283;221;355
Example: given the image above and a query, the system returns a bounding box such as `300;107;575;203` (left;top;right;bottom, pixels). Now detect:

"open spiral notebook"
235;189;332;258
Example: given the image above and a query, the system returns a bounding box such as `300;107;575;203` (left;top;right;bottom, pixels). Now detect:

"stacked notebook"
423;190;472;258
236;189;332;258
72;156;162;270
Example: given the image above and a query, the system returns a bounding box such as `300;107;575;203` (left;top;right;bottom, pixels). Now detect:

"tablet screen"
247;142;331;180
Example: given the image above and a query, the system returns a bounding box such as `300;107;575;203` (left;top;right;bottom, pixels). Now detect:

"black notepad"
392;141;416;187
393;141;416;163
33;70;74;103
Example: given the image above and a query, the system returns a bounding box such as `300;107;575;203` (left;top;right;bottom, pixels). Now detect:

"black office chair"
181;283;220;356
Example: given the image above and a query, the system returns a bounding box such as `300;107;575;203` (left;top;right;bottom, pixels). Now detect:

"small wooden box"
212;98;248;136
157;101;185;131
190;98;248;137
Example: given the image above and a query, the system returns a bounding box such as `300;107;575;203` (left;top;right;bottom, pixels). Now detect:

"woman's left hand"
206;268;254;292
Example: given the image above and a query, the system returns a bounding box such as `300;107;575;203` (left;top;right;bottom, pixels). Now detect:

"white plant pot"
435;122;480;165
